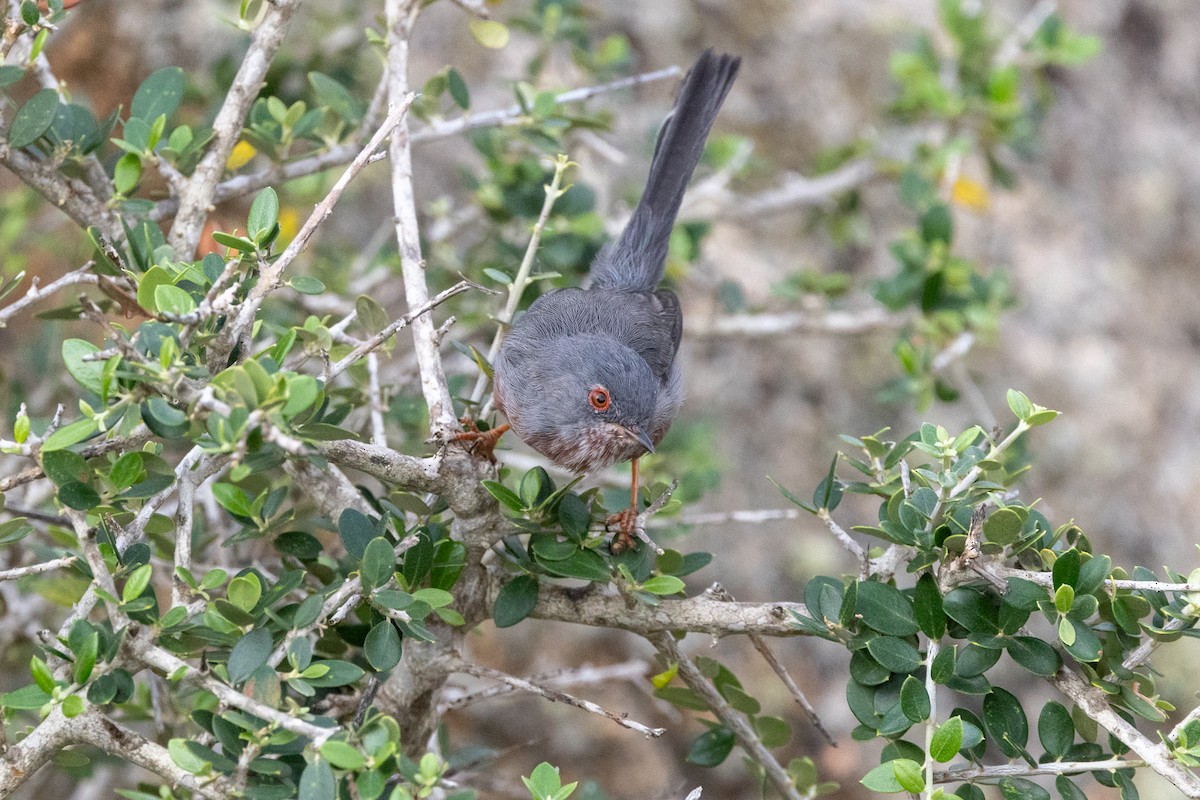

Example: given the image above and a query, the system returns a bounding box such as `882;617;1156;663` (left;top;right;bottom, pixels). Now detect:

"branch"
386;0;456;440
318;439;443;494
0;145;124;241
0;554;77;582
0;264;98;327
934;758;1144;783
492;573;811;638
126;631;338;746
450;657;664;738
168;0;302;257
0;706;236;799
687;305;904;338
697;159;877;221
1050;665;1200;797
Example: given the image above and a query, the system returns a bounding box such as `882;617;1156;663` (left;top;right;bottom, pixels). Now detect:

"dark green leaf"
482;480;524;512
856;581;920;636
288;276;325;295
930;645;957;684
1076;554;1111;596
686;726;735;767
1007;636;1060;677
866;636;922;674
364;620;402;672
430;540;467;591
1056;775;1090;800
42;450;89;487
913;573;946;638
247;187;279;243
299;759;336;800
943;587;1000;635
539;548;610;582
899;675;930;722
494;575;537;628
140;397;189;439
361;537;396;591
338;509;377;561
447;68;470;109
920;203;953;244
227;627;272;685
304;660;364;688
557;493;590;540
1053;549;1081;590
983;687;1029;758
9;89;59;148
1038;701;1074;758
59;480;100;510
131;67;184;123
999;778;1050;800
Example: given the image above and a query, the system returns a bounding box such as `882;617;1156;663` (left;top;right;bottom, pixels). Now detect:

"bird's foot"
451;419;509;463
606;507;641;553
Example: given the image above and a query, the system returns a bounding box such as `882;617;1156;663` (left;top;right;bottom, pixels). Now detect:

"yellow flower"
950;176;989;210
226;141;257;171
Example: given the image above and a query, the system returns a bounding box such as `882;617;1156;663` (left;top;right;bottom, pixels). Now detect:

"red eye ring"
588;386;611;411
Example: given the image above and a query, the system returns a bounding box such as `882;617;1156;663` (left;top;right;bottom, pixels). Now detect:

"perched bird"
485;51;740;545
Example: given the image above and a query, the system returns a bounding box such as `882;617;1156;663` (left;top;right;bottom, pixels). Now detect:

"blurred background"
3;0;1199;797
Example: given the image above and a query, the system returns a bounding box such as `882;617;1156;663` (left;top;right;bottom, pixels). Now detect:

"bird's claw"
606;507;642;554
451;418;509;463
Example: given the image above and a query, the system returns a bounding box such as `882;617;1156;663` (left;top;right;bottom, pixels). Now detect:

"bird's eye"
588;386;611;411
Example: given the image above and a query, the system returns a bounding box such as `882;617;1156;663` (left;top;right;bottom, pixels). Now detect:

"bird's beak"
623;426;656;455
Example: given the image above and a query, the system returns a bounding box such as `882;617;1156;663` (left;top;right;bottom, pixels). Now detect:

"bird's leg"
607;457;641;553
451;418;509;463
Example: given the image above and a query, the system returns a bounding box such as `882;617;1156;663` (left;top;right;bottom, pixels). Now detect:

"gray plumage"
494;51;740;474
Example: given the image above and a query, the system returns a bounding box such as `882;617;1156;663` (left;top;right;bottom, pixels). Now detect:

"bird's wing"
511;288;681;385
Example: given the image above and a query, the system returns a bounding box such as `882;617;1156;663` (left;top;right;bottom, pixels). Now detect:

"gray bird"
489;51;740;540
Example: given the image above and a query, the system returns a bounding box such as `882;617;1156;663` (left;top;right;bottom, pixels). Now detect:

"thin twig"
0;555;77;582
705;584;836;747
688;306;904;338
0;265;98;327
450;658;665;738
934;757;1143;783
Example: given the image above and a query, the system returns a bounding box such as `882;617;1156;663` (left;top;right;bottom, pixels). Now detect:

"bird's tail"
591;50;740;292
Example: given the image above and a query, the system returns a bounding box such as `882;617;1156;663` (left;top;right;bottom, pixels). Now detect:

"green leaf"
140;397;189;439
62;338;104;394
364;620;402;672
1006;388;1033;420
1056;775;1089;800
641;575;685;596
557;493;590;540
447;68;470;109
361;536;396;591
109;451;145;490
122;563;153;604
1006;636;1060;677
210;231;256;254
131;67;184;123
999;778;1050;800
227;573;262;613
212;483;254;519
943;587;999;635
899;675;930;722
920;203;953;244
30;655;55;694
304;660;364;688
72;629;99;685
930;716;963;762
58;481;100;510
227;627;272;685
338;508;377;561
494;575;538;628
468;18;510;49
893;757;924;794
983;507;1023;545
855;581;920;636
866;636;922;674
1;684;51;709
9;89;60;148
299;759;336;800
1037;701;1074;758
113;152;141;194
913;573;946;638
538;548;610;582
61;693;85;718
1075;554;1111;596
247;187;279;243
685;726;735;767
168;738;208;775
983;687;1029;758
482;480;524;512
860;761;905;793
154;284;195;315
319;740;366;771
1052;548;1081;589
754;715;791;748
307;72;363;124
0;65;25;88
42;450;88;487
288;276;325;295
